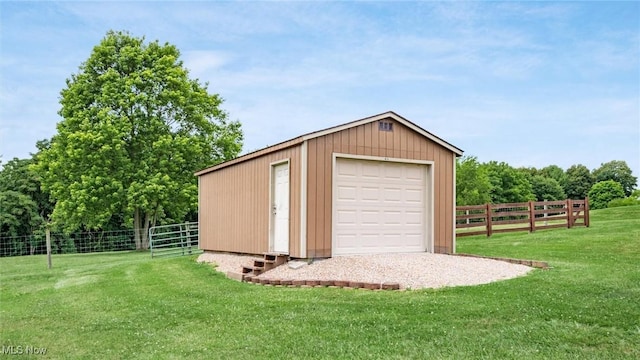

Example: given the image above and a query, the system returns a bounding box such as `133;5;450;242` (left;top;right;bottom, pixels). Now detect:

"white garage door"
333;158;427;256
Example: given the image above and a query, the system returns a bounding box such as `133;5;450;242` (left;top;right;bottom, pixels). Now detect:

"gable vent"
379;120;393;132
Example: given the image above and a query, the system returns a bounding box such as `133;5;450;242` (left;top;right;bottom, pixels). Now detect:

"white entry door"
272;162;290;254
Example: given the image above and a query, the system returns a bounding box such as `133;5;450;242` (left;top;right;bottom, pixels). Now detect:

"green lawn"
1;206;639;359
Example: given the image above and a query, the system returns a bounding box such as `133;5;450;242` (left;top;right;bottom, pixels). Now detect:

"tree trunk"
133;208;152;250
134;208;142;250
141;212;151;250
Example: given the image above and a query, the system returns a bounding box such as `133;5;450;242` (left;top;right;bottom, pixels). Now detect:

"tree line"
4;153;636;251
456;157;638;209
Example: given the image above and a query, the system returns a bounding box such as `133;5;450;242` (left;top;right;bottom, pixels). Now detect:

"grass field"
1;206;639;359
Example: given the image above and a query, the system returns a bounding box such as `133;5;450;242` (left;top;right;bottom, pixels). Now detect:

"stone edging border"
226;272;401;290
453;253;550;269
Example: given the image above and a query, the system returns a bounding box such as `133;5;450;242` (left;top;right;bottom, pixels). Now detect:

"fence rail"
456;198;589;237
149;222;201;258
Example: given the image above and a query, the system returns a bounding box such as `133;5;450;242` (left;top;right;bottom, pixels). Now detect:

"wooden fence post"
567;199;573;228
584;197;590;227
529;201;535;233
486;203;493;237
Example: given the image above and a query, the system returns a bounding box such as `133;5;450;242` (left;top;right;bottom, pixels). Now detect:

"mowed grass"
1;207;639;359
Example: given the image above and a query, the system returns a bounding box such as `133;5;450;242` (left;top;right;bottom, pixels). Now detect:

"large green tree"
539;165;567;190
455;156;491;205
530;175;566;201
482;161;535;204
592;160;637;197
35;31;243;249
564;164;594;200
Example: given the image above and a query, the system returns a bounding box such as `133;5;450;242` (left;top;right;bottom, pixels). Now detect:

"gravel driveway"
198;252;533;290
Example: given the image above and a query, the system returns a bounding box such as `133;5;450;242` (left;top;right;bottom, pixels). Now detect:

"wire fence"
0;229;138;257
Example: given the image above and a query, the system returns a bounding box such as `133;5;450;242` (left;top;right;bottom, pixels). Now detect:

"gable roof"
195;111;463;176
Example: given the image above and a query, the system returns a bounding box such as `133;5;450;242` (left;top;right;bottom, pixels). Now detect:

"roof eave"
194;136;304;176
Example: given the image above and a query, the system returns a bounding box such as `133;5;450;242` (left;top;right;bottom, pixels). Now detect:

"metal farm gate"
149;222;201;258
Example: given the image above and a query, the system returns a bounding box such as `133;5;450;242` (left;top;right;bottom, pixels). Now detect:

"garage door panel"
360;233;382;244
405;210;423;225
361;162;381;178
405;166;424;180
335;234;358;249
336;161;358;177
405;188;424;203
383;188;402;202
405;234;424;242
382;210;402;225
336;209;357;226
361;186;381;202
404;233;423;240
384;172;402;180
361;210;381;225
336;185;357;202
334;158;427;256
383;163;402;179
382;234;422;250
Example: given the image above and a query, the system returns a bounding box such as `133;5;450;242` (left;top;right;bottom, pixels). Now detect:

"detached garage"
195;111;463;258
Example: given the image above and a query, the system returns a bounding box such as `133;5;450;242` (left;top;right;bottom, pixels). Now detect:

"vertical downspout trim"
452;155;457;254
300;141;308;258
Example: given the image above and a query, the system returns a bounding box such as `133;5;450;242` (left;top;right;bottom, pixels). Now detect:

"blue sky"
1;1;639;178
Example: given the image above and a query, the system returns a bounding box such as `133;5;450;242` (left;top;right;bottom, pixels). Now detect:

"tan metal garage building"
195;111;463;258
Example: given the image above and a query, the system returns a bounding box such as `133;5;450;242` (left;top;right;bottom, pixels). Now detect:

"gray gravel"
197;252;533;290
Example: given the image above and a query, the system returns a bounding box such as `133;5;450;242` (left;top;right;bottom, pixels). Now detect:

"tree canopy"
530;175;566;201
35;30;243;249
483;161;535;204
0;157;52;255
592;160;637;197
456;156;491;206
564;164;594;200
540;165;567;190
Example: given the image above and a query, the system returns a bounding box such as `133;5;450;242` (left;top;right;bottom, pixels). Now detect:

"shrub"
588;180;625;209
608;197;640;208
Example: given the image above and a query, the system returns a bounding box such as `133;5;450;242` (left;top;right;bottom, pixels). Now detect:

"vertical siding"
306;119;456;257
199;145;302;257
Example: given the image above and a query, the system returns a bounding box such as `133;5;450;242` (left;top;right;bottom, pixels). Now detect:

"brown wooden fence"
456;198;589;237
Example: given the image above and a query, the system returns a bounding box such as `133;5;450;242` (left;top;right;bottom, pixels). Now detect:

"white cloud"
182;51;231;79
